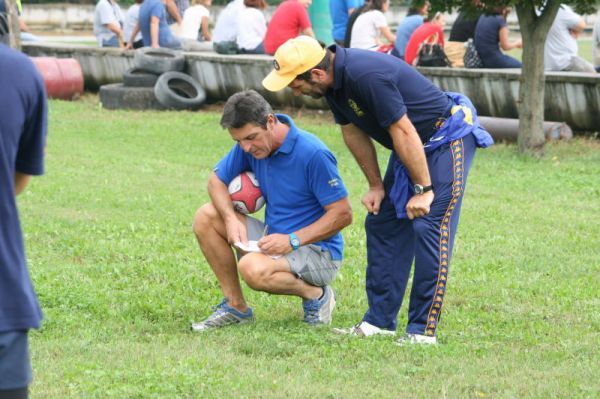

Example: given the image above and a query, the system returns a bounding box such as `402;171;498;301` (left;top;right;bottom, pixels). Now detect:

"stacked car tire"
100;48;206;111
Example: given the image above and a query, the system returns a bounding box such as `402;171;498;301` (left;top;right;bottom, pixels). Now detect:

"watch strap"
289;233;300;250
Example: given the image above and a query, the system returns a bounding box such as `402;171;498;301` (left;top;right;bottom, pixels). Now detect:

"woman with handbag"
404;12;446;66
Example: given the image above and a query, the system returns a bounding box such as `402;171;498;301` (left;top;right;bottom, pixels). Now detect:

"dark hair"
364;0;386;12
295;48;332;82
244;0;267;9
220;90;273;129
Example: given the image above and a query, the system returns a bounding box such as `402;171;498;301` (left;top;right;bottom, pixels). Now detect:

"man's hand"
258;233;293;256
362;186;385;215
406;191;434;220
225;216;248;245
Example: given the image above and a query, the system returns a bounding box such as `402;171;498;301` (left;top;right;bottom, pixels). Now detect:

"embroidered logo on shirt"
348;99;365;117
328;178;339;187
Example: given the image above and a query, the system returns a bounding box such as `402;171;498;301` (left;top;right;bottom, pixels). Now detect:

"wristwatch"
414;184;434;195
289;233;301;250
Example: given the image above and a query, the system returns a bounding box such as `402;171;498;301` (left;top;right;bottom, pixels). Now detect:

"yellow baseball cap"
262;36;327;92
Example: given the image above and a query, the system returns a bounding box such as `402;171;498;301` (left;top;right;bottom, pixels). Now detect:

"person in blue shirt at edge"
391;0;430;59
330;0;364;46
0;41;48;398
262;36;493;345
190;90;352;331
126;0;182;49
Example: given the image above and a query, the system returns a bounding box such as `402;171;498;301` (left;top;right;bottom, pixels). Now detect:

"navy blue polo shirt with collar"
214;114;348;260
325;45;451;148
0;44;47;333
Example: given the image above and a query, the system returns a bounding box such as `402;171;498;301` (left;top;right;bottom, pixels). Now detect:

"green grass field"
20;99;600;398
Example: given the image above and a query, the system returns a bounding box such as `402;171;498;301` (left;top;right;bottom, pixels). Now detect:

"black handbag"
463;39;483;68
415;33;449;67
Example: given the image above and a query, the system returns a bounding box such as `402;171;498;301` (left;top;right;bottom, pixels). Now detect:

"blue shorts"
0;331;31;390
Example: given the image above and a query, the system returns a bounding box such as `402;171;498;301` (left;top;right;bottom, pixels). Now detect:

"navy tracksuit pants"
362;133;477;336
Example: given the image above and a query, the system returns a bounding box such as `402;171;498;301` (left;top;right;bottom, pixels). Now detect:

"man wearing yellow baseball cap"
263;36;494;345
262;36;327;93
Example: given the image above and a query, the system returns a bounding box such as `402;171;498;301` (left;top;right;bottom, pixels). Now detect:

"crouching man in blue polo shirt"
263;36;493;345
191;90;352;331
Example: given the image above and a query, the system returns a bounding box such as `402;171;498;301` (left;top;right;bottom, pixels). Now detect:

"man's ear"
311;68;326;82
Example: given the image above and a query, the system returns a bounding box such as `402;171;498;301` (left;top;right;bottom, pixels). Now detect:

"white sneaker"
333;321;396;337
395;333;437;345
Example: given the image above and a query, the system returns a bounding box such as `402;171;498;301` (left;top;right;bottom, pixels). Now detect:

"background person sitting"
235;0;267;54
403;11;446;66
343;0;370;48
178;0;213;51
349;0;395;50
391;0;429;59
165;0;188;26
123;0;143;49
212;0;243;54
544;4;596;73
474;7;522;68
330;0;364;46
94;0;125;48
263;0;314;55
127;0;181;49
594;10;600;73
446;8;482;67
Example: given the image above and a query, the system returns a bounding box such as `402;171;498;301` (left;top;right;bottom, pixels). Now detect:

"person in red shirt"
404;12;446;66
263;0;315;55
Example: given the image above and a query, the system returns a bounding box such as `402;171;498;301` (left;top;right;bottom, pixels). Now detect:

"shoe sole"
319;287;336;325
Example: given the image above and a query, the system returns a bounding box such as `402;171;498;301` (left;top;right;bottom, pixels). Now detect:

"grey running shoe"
303;285;336;325
191;299;254;332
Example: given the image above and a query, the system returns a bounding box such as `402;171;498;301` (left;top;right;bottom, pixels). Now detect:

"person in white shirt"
236;0;267;54
123;0;143;49
593;10;600;72
178;0;213;51
212;0;244;54
350;0;395;50
544;4;595;73
93;0;125;47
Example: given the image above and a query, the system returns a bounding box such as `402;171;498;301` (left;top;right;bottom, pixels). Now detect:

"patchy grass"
19;98;600;398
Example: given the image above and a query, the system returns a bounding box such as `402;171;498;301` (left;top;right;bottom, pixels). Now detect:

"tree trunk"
515;1;561;157
5;0;21;50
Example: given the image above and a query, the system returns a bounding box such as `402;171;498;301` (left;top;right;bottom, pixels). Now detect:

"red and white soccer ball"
228;171;265;214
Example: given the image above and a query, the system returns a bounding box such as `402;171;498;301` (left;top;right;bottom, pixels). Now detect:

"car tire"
99;83;167;110
153;72;206;110
133;47;185;74
122;67;159;88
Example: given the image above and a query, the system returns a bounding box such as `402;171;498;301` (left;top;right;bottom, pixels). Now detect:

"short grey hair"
220;90;273;129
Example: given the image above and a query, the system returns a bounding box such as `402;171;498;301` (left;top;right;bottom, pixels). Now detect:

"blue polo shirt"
0;44;47;333
325;45;450;148
214;114;348;260
330;0;364;41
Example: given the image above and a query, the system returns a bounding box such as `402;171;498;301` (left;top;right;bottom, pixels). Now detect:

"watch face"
414;184;423;194
291;238;300;246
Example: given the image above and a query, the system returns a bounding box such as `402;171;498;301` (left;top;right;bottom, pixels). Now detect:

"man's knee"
238;255;270;291
192;203;218;237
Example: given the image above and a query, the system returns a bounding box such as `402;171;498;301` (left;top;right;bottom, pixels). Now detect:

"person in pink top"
263;0;315;55
404;12;446;66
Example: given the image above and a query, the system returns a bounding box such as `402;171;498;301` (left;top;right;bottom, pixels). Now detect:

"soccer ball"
228;171;265;214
